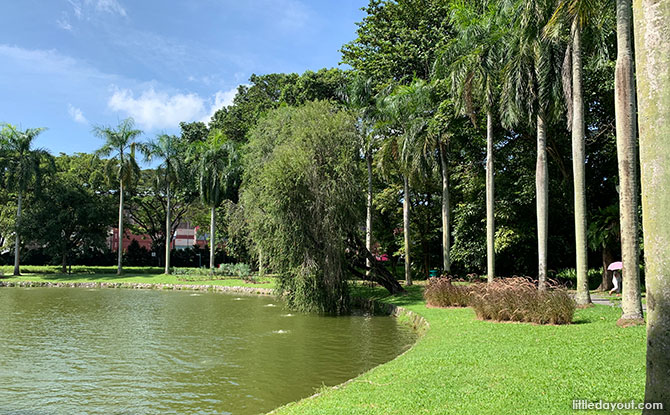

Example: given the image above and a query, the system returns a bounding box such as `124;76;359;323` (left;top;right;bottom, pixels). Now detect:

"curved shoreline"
1;279;429;414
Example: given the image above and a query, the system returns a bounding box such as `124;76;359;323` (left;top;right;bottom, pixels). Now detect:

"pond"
0;287;416;414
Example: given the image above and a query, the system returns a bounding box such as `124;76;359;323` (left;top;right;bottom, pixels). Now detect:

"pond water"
0;287;416;414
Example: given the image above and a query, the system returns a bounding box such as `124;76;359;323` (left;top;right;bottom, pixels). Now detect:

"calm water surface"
0;287;415;414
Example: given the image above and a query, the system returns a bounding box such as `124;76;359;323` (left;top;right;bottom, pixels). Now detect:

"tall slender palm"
614;0;643;324
341;75;380;275
501;0;564;290
633;0;670;407
141;134;186;275
0;124;51;276
546;0;596;305
191;129;241;270
435;0;505;282
94;118;142;275
378;79;433;286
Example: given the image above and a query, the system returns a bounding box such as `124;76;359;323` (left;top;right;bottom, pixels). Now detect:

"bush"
553;268;602;290
423;277;473;307
469;277;575;325
172;262;252;281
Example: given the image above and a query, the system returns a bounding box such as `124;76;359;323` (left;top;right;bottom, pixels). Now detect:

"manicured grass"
272;285;646;415
0;265;163;275
2;272;275;288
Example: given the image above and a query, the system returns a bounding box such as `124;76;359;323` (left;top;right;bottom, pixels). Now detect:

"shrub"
423;277;473;307
469;277;575;325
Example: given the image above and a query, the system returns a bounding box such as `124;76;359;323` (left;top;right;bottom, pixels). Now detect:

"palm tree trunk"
486;111;495;283
633;0;670;409
117;180;124;275
209;206;216;270
366;152;373;276
164;187;171;275
615;0;643;324
537;114;549;290
13;191;22;276
439;142;451;274
403;174;412;286
572;22;592;305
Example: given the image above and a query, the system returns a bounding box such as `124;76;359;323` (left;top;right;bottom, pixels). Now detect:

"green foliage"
93;118;142;189
172;262;251;280
243;101;361;313
190;129;241;208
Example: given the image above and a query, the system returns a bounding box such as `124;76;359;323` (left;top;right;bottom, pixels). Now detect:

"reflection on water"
0;287;415;415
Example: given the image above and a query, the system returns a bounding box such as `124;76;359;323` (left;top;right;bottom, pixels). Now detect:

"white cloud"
108;87;205;130
107;86;242;130
68;104;88;124
92;0;126;17
56;14;73;31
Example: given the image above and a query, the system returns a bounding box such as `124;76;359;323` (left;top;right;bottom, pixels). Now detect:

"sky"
0;0;366;156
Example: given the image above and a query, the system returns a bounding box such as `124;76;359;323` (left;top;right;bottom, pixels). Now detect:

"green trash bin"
428;269;439;278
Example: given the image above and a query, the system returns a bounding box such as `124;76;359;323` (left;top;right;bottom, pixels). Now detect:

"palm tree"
501;0;564;291
614;0;643;324
94;118;142;275
378;79;433;286
341;75;380;275
0;124;51;276
633;1;670;408
434;0;505;282
141;134;187;275
546;0;596;305
191;129;241;270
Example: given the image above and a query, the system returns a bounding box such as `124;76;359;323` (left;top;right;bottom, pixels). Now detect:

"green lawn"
272;285;646;415
1;271;275;288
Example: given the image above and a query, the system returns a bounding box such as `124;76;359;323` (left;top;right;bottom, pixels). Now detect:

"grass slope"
273;285;646;415
2;271;274;288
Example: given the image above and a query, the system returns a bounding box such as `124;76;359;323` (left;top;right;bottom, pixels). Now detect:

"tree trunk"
258;249;265;277
117;180;124;275
165;186;171;275
402;175;412;286
366;152;373;276
61;252;68;275
598;248;615;292
439;142;451;274
486;111;495;283
537;114;549;290
572;22;592;305
13;191;22;276
633;0;670;409
616;0;644;323
210;206;216;270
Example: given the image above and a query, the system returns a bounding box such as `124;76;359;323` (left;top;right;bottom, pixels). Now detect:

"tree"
191;129;241;269
546;0;598;305
341;75;380;276
614;0;644;324
243;101;403;313
141;134;190;274
23;153;115;272
434;0;506;281
633;0;670;409
0;124;51;275
502;0;565;290
378;79;434;286
94;118;142;275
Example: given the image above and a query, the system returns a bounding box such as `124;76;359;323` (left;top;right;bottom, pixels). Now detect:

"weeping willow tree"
243;101;403;314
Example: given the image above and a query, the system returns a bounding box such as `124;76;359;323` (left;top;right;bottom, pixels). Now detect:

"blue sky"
0;0;366;155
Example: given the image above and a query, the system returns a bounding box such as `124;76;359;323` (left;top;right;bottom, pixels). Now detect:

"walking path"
589;292;647;311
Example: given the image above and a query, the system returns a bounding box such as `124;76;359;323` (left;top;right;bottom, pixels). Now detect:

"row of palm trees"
1;119;239;277
345;0;643;322
94;119;241;276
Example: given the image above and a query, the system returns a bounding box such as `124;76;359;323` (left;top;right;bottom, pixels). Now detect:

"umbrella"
608;261;623;271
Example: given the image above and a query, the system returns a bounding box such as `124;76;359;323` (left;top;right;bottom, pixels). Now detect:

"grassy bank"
273;285;646;415
1;271;274;288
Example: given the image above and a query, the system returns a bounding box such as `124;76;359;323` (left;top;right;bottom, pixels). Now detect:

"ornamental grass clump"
423;277;473;307
470;277;575;325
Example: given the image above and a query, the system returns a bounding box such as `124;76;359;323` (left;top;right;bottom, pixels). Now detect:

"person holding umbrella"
608;261;623;295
